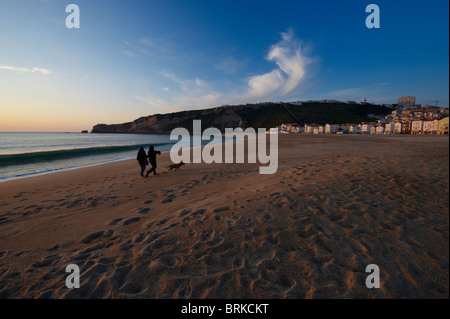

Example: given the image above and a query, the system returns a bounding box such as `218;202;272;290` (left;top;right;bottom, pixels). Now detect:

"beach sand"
0;134;448;299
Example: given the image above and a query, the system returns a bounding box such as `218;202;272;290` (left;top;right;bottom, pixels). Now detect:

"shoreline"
0;156;135;184
1;133;446;184
0;134;448;298
0;133;233;183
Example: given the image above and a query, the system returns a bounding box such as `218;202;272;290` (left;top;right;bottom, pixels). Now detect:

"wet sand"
0;134;448;298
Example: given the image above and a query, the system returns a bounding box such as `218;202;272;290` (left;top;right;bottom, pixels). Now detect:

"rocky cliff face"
91;102;391;134
92;105;246;134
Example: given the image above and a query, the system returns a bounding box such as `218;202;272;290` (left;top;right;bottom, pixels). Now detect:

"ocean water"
0;133;179;182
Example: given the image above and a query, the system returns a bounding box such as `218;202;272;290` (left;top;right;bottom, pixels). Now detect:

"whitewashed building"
394;122;403;134
385;123;395;134
338;124;351;134
288;124;304;133
349;124;362;134
361;123;373;134
422;119;439;134
411;120;424;134
304;124;316;134
325;124;339;134
281;123;296;131
376;125;385;134
312;126;325;134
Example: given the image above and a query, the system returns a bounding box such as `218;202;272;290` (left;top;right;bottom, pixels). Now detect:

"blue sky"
0;0;448;131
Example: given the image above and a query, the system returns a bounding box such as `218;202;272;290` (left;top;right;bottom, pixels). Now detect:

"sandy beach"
0;134;448;299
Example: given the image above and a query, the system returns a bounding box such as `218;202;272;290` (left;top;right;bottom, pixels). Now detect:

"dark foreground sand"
0;134;448;298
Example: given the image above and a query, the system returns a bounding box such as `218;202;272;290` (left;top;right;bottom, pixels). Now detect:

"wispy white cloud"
122;50;139;58
137;72;223;112
134;95;183;113
136;94;226;115
0;65;56;75
241;70;284;101
160;71;211;95
139;37;178;54
121;40;151;58
122;37;179;59
239;28;311;102
137;29;314;111
160;71;185;88
215;56;246;75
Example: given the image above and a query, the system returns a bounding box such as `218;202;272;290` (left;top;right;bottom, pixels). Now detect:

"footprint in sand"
122;217;141;226
109;218;123;226
161;194;177;204
31;255;61;268
46;244;60;252
157;217;172;226
192;209;207;217
213;206;230;213
119;240;133;251
133;233;146;244
82;231;105;244
150;255;178;270
178;209;191;217
134;207;151;215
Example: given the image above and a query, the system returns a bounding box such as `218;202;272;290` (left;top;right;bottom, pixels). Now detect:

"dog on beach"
167;161;185;171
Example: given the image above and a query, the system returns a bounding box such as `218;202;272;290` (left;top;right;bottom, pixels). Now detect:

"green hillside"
92;102;392;133
236;102;391;129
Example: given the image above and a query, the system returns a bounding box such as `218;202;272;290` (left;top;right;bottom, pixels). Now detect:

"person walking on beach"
136;147;148;177
145;145;161;177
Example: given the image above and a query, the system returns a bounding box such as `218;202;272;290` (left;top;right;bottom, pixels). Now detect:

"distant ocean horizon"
0;132;180;182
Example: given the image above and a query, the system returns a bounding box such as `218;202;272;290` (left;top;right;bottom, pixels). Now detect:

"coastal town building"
349;124;361;134
422;119;439;134
402;120;412;134
384;123;395;134
376;125;385;134
398;96;416;107
338;124;352;134
361;123;374;134
325;124;339;134
287;124;303;133
304;124;316;134
279;103;448;135
281;123;294;131
411;120;424;134
394;122;403;134
369;126;378;134
438;117;449;135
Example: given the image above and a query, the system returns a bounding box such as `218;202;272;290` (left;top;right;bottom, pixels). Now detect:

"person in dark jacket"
145;145;161;177
136;147;148;177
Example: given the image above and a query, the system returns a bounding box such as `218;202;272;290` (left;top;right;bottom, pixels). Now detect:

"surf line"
169;120;278;174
